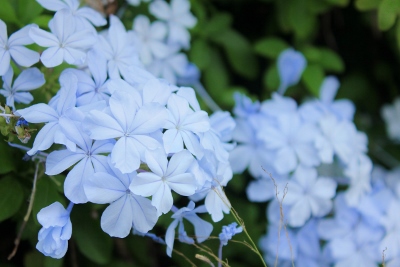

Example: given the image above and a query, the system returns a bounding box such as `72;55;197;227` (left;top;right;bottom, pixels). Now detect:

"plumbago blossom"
231;48;381;266
5;2;236;260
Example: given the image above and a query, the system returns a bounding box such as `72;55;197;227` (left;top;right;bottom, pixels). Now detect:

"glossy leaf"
0;176;24;221
254;37;288;59
72;205;113;265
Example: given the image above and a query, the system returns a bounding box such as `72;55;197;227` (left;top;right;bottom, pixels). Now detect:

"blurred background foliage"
1;0;400;266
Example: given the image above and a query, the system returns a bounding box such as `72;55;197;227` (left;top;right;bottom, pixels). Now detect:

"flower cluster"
0;0;234;259
231;48;379;266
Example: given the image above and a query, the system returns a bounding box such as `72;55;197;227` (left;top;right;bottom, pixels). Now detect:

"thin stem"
0;113;17;118
8;161;40;260
217;243;223;267
192;82;221;112
213;186;267;267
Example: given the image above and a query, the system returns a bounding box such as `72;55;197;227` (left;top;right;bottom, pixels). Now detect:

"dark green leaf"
301;46;321;62
319;48;345;72
264;65;280;91
189;39;212;69
355;0;382;10
0;0;19;25
203;13;232;37
0;176;24;221
302;64;325;96
72;205;112;265
0;141;17;174
204;49;229;94
211;29;258;79
324;0;350;6
378;0;400;30
254;37;288;59
33;177;66;225
288;0;316;39
17;0;43;24
31;15;52;29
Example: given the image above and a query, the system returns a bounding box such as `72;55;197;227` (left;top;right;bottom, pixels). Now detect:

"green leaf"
202;13;232;37
324;0;350;7
33;177;66;225
31;15;52;29
24;251;44;267
211;29;258;79
355;0;382;10
0;0;19;25
319;49;345;72
396;19;400;51
302;64;325;96
44;256;63;267
0;176;24;221
72;205;112;265
288;0;316;39
204;49;229;94
378;0;400;31
254;37;288;59
301;46;321;62
264;65;280;91
189;39;212;69
0;141;17;174
17;0;43;24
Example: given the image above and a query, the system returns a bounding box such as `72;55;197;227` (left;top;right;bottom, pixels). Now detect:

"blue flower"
219;222;242;246
36;202;73;259
277;48;306;95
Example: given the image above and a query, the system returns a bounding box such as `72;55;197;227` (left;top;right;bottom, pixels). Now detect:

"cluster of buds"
0;104;34;143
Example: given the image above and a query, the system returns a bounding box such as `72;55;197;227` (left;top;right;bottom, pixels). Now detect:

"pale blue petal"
181;131;203;158
85;110;123;139
130;172;162;197
185;213;213;243
288;198;311;227
167;173;196;196
205;187;230;222
91;155;110;173
144;149;167;177
13;92;33;105
64;158;94;203
109;90;138;132
40;47;64;68
12;68;44;91
277;48;306;94
152;183;173;214
56;72;78;115
45;149;85;175
37;202;69;228
16;103;58;123
76;7;107;26
149;0;170;20
29;27;59;47
91;139;115;154
0;50;10;76
111;137;141;173
246;179;275;202
166;149;193;177
165;219;179;257
36;0;68;11
28;122;59;155
163;128;183;154
65;30;96;49
142;78;171;105
9;46;40;67
8;24;35;46
59;117;91;151
85;172;126;204
182;111;210;132
130;194;158;233
320;76;339;103
63;47;86;65
101;195;133;238
130;103;168;134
